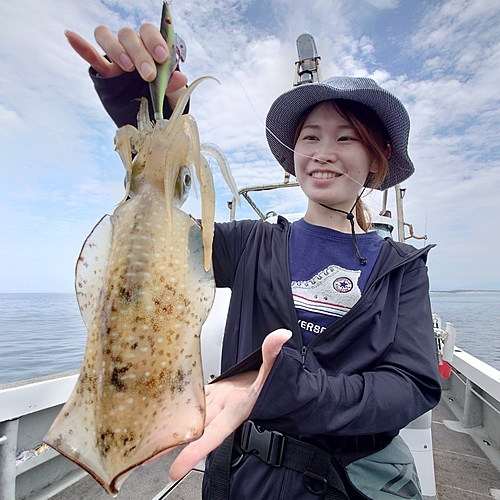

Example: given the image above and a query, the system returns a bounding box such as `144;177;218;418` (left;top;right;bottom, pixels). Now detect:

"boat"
2;35;500;500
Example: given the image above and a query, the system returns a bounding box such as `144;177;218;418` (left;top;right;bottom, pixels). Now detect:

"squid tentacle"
201;142;240;205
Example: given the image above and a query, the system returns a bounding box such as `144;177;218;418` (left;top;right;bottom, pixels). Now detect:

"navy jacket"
213;218;440;441
92;70;441;499
207;217;440;500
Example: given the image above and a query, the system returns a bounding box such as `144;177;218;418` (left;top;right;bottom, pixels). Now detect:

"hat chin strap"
319;188;367;265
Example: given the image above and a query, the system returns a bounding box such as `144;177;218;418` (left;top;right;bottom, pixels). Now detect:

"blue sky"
1;0;499;292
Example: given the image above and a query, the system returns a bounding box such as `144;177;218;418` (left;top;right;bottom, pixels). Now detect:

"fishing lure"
150;1;179;121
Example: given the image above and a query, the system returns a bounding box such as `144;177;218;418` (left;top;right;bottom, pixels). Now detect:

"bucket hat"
265;76;414;191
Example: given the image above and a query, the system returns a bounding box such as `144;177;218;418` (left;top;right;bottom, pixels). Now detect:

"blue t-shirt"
289;218;384;345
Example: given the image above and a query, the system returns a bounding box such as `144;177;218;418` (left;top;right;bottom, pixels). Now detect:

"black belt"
238;421;343;497
208;421;393;499
238;420;392;466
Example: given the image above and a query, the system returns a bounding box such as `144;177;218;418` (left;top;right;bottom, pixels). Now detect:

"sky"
1;0;500;293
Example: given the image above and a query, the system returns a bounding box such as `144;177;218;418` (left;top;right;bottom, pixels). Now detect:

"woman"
66;26;441;500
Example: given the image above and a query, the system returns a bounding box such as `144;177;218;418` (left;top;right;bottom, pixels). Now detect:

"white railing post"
0;419;19;500
462;379;483;428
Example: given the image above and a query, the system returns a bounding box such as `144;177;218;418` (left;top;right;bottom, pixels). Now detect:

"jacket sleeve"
89;67;180;128
250;256;442;437
212;219;259;287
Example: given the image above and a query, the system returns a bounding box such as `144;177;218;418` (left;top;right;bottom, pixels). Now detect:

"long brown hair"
294;99;390;231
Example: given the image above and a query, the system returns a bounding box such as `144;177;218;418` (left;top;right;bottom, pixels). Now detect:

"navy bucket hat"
265;76;414;191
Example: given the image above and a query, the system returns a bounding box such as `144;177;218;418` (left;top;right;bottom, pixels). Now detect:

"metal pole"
0;419;19;500
394;184;405;243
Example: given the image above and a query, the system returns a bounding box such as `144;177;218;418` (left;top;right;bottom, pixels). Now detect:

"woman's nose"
313;143;337;164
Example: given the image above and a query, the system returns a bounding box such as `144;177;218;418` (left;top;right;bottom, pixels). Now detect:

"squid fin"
75;215;113;328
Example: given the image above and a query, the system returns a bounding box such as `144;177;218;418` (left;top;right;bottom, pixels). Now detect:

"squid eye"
184;172;192;187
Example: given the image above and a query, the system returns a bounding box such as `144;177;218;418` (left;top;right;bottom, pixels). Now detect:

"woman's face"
293;102;378;212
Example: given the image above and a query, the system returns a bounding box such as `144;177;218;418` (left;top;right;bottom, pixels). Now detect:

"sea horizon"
2;289;500;294
1;291;499;384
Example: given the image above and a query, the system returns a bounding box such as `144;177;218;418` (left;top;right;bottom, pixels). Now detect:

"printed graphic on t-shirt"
291;264;361;317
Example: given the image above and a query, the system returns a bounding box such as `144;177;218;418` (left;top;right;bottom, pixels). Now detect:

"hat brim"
265;77;414;191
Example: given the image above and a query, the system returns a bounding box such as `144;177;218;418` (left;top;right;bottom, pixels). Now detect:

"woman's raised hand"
65;25;188;100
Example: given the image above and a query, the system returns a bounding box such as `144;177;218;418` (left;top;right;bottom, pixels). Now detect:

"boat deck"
433;393;500;499
44;395;500;500
49;448;204;500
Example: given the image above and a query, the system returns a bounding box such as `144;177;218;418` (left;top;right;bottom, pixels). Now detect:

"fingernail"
140;61;154;79
120;53;134;71
154;45;168;62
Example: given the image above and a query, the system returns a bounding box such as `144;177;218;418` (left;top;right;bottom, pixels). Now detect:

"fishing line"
181;55;416;243
198;41;412;234
204;56;366;191
223;74;412;232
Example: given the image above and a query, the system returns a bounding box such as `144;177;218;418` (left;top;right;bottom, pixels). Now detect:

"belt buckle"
240;421;284;467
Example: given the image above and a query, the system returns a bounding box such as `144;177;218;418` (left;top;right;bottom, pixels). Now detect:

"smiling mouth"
311;171;342;179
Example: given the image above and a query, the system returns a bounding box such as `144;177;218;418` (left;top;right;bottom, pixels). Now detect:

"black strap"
207;421;350;499
206;434;234;500
207;421;389;499
263;427;349;499
319;188;368;265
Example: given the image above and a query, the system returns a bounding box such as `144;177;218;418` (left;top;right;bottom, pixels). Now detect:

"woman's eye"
302;135;318;141
338;136;359;142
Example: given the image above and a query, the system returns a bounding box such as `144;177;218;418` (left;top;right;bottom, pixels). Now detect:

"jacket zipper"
301;345;307;364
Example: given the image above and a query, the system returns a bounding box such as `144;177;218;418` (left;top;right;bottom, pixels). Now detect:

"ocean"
429;291;500;369
0;291;499;385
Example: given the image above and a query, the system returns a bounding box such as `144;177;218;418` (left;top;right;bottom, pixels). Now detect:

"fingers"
169;413;235;481
261;329;292;372
164;71;188;108
167;70;189;93
116;26;155;80
94;24;170;82
65;30;120;78
66;24;186;88
93;25;134;73
139;23;169;64
169;441;204;481
251;329;291;391
168;331;292;482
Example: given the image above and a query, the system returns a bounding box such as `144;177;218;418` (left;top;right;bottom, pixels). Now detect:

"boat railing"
4;316;500;500
0;371;84;500
227;179;300;222
434;315;500;469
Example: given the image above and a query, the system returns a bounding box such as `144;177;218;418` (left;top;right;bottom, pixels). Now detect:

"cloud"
411;0;500;73
364;0;400;9
1;0;500;292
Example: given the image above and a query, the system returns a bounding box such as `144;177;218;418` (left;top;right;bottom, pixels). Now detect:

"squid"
44;77;238;495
